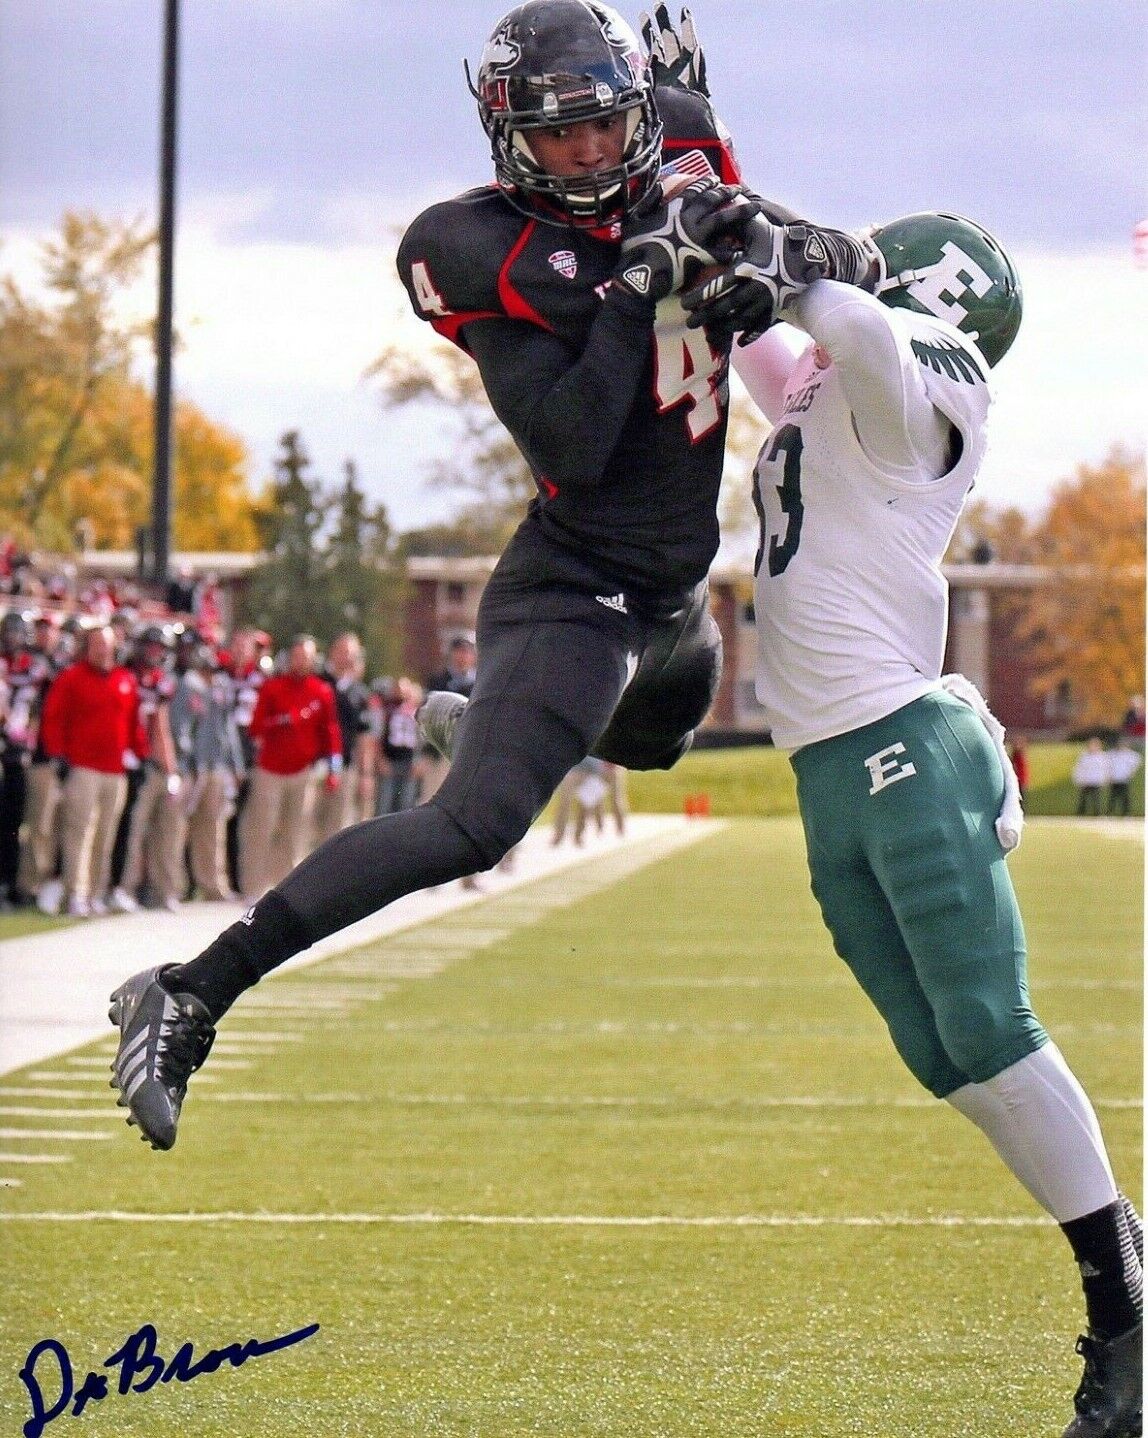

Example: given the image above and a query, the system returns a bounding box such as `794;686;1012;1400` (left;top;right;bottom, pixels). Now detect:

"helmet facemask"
469;0;663;229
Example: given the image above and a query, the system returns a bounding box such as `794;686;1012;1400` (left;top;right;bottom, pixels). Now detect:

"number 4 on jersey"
411;261;451;318
652;306;725;441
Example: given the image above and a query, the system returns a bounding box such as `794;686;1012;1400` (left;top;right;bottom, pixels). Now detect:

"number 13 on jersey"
753;424;805;577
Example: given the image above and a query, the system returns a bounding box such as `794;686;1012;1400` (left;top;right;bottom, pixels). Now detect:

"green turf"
1;819;1141;1436
0;908;76;941
621;742;1144;818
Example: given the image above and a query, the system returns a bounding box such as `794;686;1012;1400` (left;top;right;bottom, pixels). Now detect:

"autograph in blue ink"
18;1320;320;1437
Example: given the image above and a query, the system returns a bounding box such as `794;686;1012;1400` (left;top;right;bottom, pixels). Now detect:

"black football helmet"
468;0;662;228
0;610;29;653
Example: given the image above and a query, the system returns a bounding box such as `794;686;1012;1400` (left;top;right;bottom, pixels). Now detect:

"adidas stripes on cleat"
108;965;215;1151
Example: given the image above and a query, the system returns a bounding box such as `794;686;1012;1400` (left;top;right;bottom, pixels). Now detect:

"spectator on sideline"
552;758;628;845
1121;695;1146;754
313;633;375;843
172;643;245;901
238;634;341;900
112;626;184;912
222;627;273;893
1073;738;1109;817
38;625;147;916
420;634;478;806
14;615;66;904
1106;737;1142;818
0;611;49;905
376;676;425;816
1008;734;1030;806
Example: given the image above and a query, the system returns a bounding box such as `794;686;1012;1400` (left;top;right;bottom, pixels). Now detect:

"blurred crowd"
0;587;463;918
1071;717;1144;817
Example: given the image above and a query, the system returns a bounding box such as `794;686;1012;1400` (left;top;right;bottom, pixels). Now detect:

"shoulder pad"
397;189;526;334
903;313;992;457
656;86;741;183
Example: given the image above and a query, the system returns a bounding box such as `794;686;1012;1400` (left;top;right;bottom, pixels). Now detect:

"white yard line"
0;1128;113;1141
0;1209;1054;1228
0;816;716;1076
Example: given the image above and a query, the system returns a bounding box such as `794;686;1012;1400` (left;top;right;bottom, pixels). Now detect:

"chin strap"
939;673;1024;852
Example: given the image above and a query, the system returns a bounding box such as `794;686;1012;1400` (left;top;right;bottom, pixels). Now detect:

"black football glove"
613;178;733;303
641;4;708;97
682;218;849;344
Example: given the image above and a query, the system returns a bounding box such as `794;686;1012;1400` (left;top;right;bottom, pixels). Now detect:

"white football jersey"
749;281;992;751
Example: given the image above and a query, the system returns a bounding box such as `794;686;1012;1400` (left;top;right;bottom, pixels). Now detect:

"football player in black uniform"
108;0;876;1152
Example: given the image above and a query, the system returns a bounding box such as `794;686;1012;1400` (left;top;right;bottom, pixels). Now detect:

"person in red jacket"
39;624;148;916
237;634;341;900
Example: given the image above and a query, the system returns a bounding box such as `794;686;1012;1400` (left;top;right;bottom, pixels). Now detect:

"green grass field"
623;741;1146;818
1;819;1141;1437
0;741;1139;945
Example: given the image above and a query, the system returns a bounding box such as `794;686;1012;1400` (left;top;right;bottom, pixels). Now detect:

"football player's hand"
681;218;834;344
641;4;708;97
614;179;734;303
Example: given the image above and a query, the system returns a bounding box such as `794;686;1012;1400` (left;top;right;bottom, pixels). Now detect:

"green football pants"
791;690;1048;1097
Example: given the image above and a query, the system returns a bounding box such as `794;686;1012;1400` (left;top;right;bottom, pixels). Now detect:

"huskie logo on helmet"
481;19;521;75
466;0;663;229
869;211;1023;368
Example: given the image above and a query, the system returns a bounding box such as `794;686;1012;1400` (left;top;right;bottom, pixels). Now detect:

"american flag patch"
549;249;578;279
661;148;715;183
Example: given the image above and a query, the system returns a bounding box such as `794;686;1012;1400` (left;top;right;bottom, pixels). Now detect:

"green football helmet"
870;211;1022;367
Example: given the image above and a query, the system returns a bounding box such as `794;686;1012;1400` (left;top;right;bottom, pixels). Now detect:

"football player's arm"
731;323;809;425
462;293;656;487
783;280;951;477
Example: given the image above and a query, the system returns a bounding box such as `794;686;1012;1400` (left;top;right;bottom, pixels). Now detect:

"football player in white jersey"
686;212;1141;1437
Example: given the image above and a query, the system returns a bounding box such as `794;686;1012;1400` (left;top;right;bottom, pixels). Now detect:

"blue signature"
18;1321;320;1437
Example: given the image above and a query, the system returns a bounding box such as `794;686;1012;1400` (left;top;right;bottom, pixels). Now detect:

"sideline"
0;815;719;1076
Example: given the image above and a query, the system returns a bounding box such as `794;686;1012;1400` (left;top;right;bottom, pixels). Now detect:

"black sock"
1061;1200;1144;1339
1120;1192;1143;1266
162;890;314;1023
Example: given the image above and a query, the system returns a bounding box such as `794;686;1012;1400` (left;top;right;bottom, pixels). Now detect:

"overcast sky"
2;0;1146;533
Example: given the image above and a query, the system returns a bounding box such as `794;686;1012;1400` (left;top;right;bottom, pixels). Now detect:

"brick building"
399;556;1060;735
63;550;1062;735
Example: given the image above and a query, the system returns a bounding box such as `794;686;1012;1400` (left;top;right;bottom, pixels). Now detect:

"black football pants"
278;557;720;945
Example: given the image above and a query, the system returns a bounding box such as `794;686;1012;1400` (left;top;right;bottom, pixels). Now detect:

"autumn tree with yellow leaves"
0;212;264;552
1012;447;1146;728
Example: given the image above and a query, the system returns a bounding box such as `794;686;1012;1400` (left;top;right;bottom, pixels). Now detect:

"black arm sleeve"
462;286;656;489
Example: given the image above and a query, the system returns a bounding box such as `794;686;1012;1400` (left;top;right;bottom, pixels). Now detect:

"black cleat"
416;690;467;761
108;965;215;1151
1063;1324;1143;1438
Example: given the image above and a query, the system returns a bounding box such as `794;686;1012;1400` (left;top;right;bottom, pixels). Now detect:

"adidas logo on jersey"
595;593;628;614
620;264;651;295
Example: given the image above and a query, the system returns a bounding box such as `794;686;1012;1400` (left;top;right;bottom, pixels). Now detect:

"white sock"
945;1042;1118;1222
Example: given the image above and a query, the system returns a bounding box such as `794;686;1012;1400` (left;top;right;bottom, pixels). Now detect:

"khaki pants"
185;770;235;899
60;767;127;905
311;774;356;848
238;766;314;899
17;761;61;895
119;766;188;905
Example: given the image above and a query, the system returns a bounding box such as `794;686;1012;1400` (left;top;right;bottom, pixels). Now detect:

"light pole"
151;0;180;590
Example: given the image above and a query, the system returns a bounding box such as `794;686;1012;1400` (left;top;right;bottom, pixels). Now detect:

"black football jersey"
397;87;757;596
